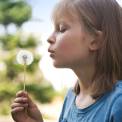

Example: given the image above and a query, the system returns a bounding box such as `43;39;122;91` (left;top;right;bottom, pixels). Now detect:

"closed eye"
55;23;67;33
59;24;67;33
59;27;66;33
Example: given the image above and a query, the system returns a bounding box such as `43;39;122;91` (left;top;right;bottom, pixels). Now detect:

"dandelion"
16;50;34;91
16;50;33;65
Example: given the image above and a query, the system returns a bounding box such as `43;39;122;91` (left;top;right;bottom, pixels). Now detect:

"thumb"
25;92;37;108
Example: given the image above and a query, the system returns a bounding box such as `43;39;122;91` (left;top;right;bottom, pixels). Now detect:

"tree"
0;0;31;33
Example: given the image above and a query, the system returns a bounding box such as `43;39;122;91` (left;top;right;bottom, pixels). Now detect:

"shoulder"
63;88;76;106
59;88;75;121
110;94;122;121
109;81;122;121
112;80;122;98
66;88;75;98
114;80;122;92
110;80;122;106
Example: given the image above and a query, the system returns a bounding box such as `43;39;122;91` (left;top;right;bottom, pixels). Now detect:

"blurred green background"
0;0;67;121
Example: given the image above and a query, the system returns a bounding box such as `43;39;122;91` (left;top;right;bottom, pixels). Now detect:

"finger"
27;95;37;108
16;91;27;97
14;97;28;103
11;103;28;109
16;91;36;108
11;107;24;114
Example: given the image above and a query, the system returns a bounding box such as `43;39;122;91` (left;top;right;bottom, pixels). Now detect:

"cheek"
55;32;88;58
56;35;72;52
57;34;76;52
59;41;71;51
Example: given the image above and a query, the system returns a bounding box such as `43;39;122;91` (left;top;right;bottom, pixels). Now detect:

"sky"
24;0;122;91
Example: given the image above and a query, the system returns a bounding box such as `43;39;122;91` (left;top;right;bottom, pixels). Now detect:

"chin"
53;64;64;68
53;62;69;68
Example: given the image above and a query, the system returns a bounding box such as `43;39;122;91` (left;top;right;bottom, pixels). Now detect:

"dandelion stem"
23;63;26;91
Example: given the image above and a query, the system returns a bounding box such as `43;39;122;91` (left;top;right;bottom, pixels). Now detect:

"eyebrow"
54;18;65;24
54;17;75;27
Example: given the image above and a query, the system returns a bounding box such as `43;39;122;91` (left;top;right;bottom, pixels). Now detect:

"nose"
47;33;56;44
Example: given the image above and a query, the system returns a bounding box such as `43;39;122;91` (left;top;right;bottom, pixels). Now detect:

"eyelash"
55;25;66;33
59;27;66;33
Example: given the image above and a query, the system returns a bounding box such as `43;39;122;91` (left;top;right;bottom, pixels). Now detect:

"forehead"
52;1;79;24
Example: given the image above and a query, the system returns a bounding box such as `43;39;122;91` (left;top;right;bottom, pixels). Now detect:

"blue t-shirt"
59;81;122;122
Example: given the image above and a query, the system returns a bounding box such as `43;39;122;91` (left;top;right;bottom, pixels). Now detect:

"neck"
73;64;95;95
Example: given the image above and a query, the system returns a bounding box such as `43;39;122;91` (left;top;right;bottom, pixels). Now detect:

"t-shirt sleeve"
110;95;122;122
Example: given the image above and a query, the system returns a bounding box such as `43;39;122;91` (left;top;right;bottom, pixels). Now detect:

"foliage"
0;101;10;115
0;82;18;101
0;0;31;27
0;82;57;115
0;82;56;103
0;32;39;51
19;83;57;103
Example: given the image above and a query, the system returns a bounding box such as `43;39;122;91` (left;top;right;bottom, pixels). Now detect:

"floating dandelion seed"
16;50;34;91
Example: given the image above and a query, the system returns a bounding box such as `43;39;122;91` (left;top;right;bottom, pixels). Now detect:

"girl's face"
48;13;95;69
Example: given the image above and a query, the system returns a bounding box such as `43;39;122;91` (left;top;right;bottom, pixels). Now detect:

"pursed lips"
48;48;55;58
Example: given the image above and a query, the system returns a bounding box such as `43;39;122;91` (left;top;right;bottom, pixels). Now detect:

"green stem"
23;64;26;91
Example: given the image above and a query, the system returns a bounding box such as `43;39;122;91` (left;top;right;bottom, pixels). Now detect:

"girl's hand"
11;91;43;122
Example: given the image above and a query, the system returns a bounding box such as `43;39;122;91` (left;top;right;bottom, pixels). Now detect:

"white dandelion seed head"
16;50;34;65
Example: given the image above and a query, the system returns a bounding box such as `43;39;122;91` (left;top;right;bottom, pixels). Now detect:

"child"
11;0;122;121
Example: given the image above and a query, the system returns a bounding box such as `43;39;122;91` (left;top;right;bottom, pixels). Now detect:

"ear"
89;31;103;51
